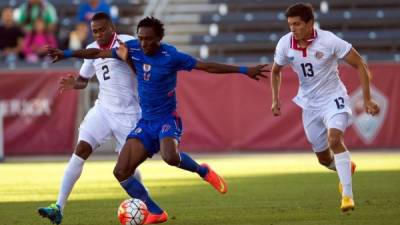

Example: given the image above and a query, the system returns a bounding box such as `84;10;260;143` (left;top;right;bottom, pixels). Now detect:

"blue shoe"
38;203;63;224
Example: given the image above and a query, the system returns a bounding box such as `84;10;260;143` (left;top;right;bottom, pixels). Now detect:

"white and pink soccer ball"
118;198;149;225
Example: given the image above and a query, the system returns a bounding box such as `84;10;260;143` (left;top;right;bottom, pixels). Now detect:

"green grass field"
1;152;399;225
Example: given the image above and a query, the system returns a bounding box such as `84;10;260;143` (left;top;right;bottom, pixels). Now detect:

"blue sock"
120;176;163;214
178;152;208;178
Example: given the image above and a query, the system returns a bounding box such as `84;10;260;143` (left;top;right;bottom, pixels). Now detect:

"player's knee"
328;136;342;150
162;154;180;167
113;166;130;181
75;141;93;160
318;157;331;167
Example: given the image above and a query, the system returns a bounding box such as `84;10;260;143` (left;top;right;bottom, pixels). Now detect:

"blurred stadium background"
0;1;399;225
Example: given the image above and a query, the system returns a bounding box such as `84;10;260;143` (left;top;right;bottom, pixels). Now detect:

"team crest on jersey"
143;64;151;81
315;51;324;59
350;85;388;144
143;64;151;72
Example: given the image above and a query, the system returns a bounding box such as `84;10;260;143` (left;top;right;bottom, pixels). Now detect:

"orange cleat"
201;163;228;194
339;161;356;194
143;211;168;224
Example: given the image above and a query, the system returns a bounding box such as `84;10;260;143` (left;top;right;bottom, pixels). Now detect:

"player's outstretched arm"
195;61;269;81
344;48;380;116
271;62;283;116
46;46;113;63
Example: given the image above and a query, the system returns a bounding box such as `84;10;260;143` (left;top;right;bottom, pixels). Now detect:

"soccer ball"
118;198;149;225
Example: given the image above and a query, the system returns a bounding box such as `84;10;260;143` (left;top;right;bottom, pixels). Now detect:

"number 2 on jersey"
301;63;314;77
102;65;110;80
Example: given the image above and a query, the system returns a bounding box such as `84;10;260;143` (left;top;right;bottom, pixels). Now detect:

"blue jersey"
112;40;197;120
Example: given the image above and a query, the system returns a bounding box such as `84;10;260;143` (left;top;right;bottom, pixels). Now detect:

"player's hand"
271;100;281;116
364;99;380;116
116;39;128;61
58;74;76;93
247;64;269;81
46;46;65;63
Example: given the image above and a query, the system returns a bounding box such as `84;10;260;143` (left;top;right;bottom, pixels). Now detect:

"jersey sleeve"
274;37;290;66
173;50;197;71
330;32;352;59
79;59;95;79
79;45;96;78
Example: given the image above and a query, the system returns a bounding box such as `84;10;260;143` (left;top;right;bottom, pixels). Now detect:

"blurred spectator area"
160;0;400;64
0;0;399;66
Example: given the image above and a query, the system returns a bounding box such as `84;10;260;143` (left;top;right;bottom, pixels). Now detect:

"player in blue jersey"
47;16;268;224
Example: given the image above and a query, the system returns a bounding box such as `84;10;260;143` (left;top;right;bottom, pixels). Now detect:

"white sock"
334;151;353;197
56;154;85;210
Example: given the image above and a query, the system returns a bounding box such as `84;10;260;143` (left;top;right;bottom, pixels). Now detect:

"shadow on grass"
0;170;399;225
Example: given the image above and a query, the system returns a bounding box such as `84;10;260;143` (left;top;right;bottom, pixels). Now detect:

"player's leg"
316;148;336;171
327;113;355;211
114;137;167;224
38;106;110;224
302;109;334;167
111;111;143;182
159;115;227;194
114;119;166;215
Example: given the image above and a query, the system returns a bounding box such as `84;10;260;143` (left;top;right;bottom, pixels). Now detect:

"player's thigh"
127;119;160;156
302;109;328;153
326;113;349;151
78;106;112;150
111;112;141;153
159;115;182;165
114;138;148;181
160;137;180;166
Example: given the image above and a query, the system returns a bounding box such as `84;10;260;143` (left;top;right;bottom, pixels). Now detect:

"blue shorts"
127;112;183;156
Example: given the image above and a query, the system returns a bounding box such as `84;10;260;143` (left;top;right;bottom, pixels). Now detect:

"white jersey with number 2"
79;34;140;114
274;28;352;110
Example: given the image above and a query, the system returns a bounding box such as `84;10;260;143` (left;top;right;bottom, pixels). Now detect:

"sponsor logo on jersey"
161;124;171;133
134;127;142;134
350;85;388;144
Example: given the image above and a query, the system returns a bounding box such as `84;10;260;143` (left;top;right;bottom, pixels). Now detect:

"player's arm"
59;75;89;93
47;40;129;63
271;62;283;116
46;46;112;63
194;61;269;81
344;48;380;115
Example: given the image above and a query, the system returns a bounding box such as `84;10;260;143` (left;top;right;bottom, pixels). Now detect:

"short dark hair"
137;16;165;38
285;3;314;23
91;12;112;23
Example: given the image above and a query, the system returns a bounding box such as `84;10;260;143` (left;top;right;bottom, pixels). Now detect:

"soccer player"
270;3;380;212
47;16;268;224
38;12;143;224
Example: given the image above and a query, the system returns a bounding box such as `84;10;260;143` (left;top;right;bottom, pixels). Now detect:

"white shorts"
302;95;352;153
78;103;140;153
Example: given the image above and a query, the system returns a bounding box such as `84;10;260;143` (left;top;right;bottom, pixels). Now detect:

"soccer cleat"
38;203;63;225
201;163;228;194
341;196;355;212
338;161;357;194
143;211;168;224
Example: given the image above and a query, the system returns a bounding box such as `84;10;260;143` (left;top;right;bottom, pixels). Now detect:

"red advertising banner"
0;70;78;155
177;63;400;152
